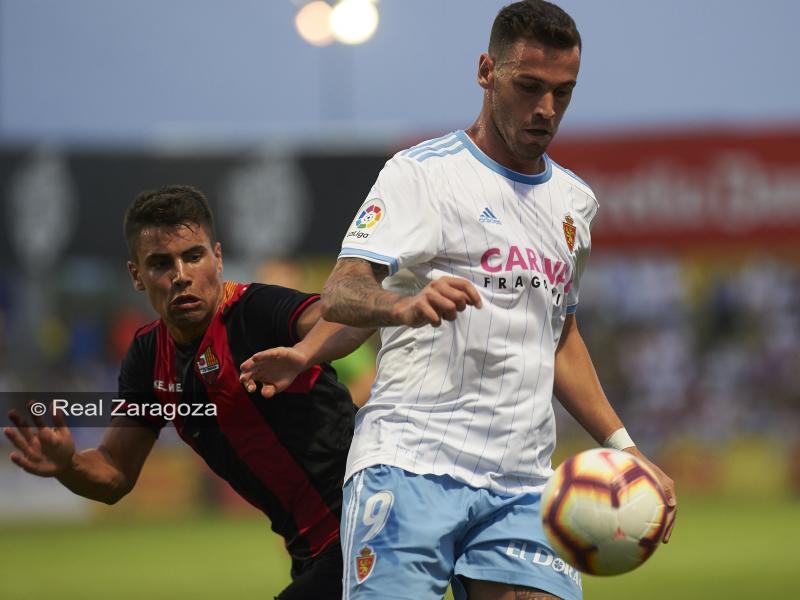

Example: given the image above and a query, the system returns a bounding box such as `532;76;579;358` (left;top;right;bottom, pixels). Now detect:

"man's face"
483;38;580;163
128;223;223;341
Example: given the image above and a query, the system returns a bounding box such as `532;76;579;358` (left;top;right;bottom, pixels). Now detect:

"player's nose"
534;92;556;119
172;259;192;285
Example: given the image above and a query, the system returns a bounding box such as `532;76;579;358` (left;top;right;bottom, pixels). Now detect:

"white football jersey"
338;130;598;494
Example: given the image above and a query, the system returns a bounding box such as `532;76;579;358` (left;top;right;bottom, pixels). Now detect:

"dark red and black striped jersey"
117;281;355;560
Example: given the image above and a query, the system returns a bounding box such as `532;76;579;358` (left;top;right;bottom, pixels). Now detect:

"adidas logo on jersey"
479;207;501;225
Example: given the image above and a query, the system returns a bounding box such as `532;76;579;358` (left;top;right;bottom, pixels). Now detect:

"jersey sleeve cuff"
288;294;320;343
566;303;578;314
338;248;399;276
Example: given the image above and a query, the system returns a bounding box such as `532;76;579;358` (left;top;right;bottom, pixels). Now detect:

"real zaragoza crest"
355;546;376;584
563;214;576;252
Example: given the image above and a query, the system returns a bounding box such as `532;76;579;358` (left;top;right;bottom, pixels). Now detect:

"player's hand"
625;447;677;543
391;276;482;328
4;402;76;477
239;346;309;399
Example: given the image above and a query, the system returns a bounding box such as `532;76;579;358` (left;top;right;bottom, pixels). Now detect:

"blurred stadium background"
1;1;798;598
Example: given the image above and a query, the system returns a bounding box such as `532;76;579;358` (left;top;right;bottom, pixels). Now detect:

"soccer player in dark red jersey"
4;185;370;600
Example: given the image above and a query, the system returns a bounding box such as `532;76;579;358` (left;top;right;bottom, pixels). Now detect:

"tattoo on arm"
321;258;402;327
369;261;389;281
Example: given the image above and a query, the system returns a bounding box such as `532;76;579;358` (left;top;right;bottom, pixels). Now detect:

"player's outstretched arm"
553;315;677;542
4;406;156;505
240;310;375;399
320;257;482;328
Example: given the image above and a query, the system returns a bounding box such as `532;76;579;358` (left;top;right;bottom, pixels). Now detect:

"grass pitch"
0;495;797;599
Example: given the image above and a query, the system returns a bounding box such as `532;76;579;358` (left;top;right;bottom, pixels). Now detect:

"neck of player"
466;117;546;176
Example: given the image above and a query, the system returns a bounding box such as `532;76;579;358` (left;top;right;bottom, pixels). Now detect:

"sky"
1;0;797;145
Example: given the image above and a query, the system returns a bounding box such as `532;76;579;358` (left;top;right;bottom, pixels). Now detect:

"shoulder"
380;131;469;187
134;319;160;338
549;158;599;221
126;320;160;358
239;282;310;305
234;282;319;346
226;282;286;309
372;132;465;200
237;282;318;322
119;319;159;382
396;131;466;165
238;281;266;301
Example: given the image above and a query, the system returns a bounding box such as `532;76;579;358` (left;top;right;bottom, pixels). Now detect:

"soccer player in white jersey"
318;2;678;598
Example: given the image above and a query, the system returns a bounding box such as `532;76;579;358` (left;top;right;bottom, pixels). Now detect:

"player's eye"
554;87;573;99
151;259;171;269
516;81;541;94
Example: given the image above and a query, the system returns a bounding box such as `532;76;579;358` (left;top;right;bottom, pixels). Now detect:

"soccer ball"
540;448;668;576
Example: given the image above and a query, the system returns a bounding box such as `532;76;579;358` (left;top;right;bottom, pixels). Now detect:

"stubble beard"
491;101;547;167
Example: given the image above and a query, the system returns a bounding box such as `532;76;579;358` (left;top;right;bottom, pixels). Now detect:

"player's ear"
128;261;146;292
477;52;494;90
213;241;223;274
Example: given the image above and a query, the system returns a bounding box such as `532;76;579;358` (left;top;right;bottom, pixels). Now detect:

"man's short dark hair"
489;0;581;57
124;185;216;260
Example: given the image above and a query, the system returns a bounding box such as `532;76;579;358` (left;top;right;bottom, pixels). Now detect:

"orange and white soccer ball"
541;448;668;576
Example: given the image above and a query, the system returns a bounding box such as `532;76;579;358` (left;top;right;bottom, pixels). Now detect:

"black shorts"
276;540;343;600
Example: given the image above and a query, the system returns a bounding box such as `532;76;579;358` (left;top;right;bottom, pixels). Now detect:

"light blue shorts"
341;464;582;600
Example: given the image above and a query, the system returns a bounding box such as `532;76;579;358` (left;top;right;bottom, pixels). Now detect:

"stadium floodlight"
330;0;379;45
295;1;335;47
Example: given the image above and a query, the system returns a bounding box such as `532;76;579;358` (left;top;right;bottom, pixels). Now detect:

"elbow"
100;494;123;506
319;294;335;322
99;475;135;505
101;487;133;505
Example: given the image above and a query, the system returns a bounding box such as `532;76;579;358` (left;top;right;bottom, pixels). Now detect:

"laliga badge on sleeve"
344;198;385;244
355;545;376;584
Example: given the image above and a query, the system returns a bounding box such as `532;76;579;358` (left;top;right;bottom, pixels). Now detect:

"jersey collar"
456;130;552;185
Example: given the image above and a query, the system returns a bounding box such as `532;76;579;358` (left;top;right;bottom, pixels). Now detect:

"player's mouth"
523;128;551;141
170;294;203;311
